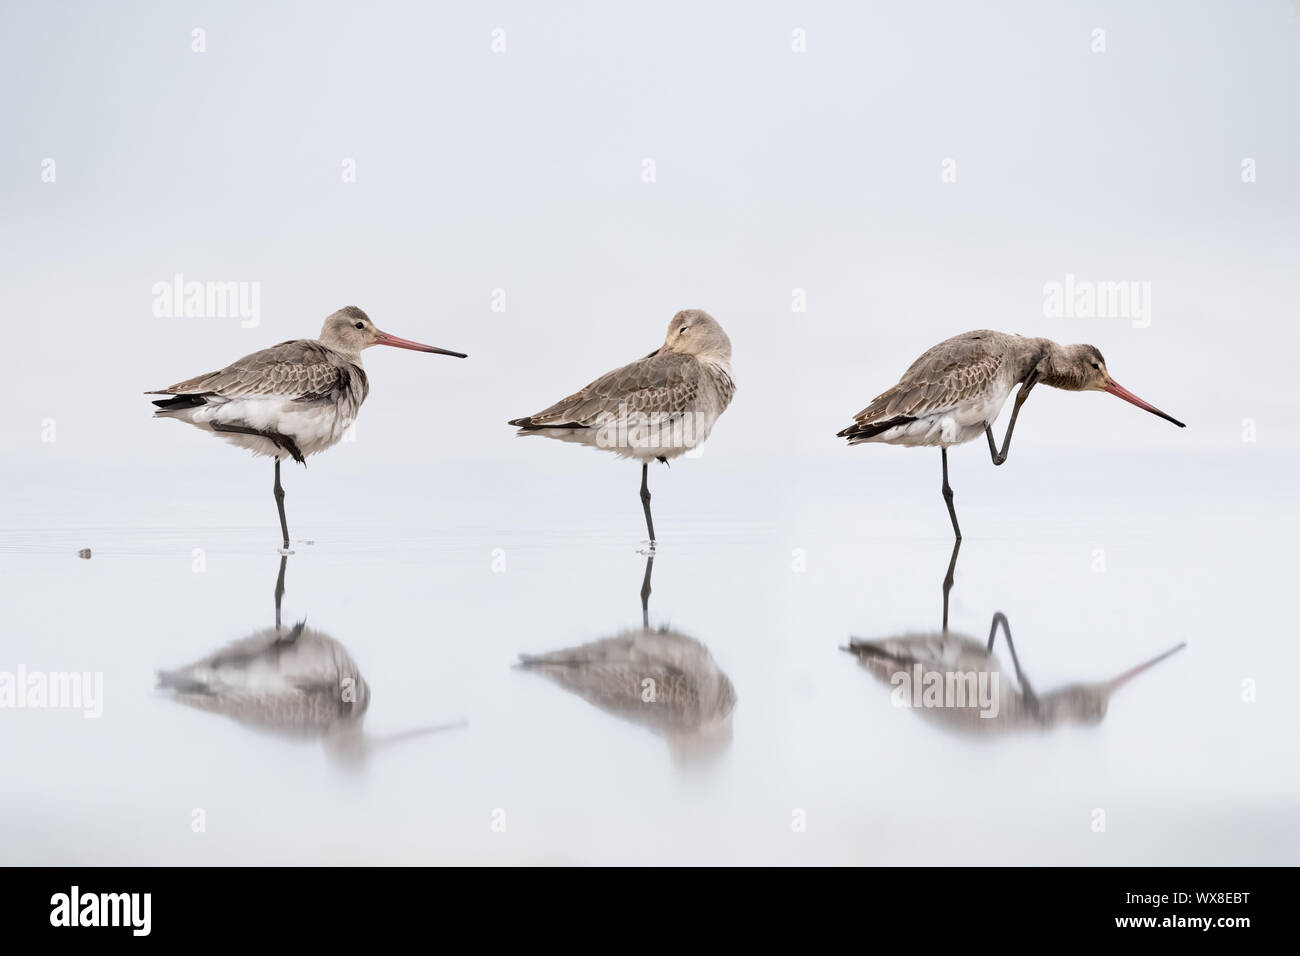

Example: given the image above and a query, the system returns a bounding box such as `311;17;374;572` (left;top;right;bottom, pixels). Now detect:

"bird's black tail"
150;394;208;412
836;415;914;441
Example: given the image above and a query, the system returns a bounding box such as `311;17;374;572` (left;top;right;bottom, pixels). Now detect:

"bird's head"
1041;343;1184;427
660;309;731;361
1033;641;1185;727
1036;686;1109;726
319;306;467;361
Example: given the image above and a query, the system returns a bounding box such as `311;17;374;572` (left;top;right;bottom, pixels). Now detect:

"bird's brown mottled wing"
844;331;1005;428
510;351;701;428
147;340;348;402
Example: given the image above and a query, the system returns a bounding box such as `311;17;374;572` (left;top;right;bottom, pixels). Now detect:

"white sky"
2;0;1297;468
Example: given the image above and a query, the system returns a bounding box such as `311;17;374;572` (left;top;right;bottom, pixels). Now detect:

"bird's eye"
679;326;688;334
354;322;365;329
1090;363;1099;370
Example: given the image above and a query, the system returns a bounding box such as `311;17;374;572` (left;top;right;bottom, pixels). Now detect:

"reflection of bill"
593;406;711;455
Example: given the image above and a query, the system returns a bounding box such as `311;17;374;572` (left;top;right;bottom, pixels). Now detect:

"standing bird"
508;309;735;546
147;306;466;550
837;331;1184;538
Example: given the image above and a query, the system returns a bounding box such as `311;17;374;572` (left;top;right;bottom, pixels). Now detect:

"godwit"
516;554;736;762
508;309;735;547
837;331;1184;537
147;306;466;550
843;614;1186;733
157;556;465;766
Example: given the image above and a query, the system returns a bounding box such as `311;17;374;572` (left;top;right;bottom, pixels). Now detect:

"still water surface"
1;449;1295;864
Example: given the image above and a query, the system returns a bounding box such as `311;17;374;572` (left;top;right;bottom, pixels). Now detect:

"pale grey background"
1;1;1297;865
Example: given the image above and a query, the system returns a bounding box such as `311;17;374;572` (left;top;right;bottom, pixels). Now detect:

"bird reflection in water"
157;556;464;767
517;554;737;764
844;540;1185;732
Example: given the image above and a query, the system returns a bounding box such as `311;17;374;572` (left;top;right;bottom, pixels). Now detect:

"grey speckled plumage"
838;330;1047;447
513;350;733;429
836;329;1184;537
152;339;370;408
519;627;737;758
509;309;735;462
146;306;466;549
146;305;465;463
837;328;1183;448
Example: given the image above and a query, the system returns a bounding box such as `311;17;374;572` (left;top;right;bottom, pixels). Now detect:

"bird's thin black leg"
985;371;1039;466
640;462;656;545
273;458;290;551
274;554;288;633
941;447;962;540
986;611;1037;703
640;553;654;629
941;537;961;632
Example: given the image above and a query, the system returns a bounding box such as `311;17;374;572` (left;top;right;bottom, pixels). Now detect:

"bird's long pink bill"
1104;642;1186;693
371;720;468;749
374;331;467;358
1104;381;1184;428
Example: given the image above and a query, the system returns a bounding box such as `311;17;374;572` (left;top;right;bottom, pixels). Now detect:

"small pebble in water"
77;549;92;559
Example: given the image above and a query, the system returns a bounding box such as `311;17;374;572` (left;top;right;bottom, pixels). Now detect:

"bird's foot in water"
637;539;657;556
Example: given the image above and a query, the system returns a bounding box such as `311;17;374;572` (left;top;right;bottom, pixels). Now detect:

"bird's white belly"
535;407;721;461
538;408;722;463
186;398;352;459
884;385;1015;448
613;406;721;461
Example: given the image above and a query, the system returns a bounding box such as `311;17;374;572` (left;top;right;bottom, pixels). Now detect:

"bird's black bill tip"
1153;408;1186;428
1104;381;1185;430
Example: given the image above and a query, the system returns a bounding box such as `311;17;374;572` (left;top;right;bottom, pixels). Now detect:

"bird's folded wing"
147;340;345;401
852;346;1003;423
514;351;700;427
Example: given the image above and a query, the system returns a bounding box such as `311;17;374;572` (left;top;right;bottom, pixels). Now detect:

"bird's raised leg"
273;458;290;551
640;553;654;628
941;536;961;632
941;447;962;540
986;611;1037;704
640;462;656;546
210;422;305;466
985;370;1039;466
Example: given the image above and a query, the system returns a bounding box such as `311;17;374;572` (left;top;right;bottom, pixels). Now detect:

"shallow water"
1;447;1296;865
